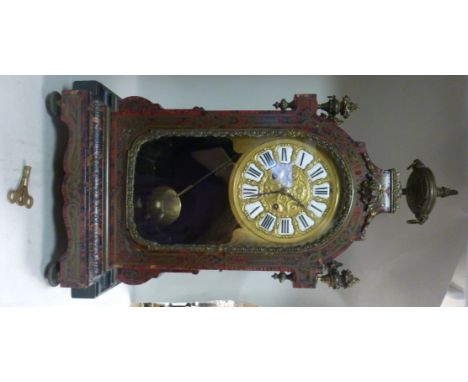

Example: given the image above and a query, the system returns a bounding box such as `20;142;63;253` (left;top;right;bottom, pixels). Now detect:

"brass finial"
339;95;359;119
273;98;295;112
403;159;458;225
437;186;458;198
318;260;359;289
318;95;359;123
271;272;293;283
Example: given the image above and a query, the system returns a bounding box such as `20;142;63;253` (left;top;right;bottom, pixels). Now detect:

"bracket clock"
45;81;457;298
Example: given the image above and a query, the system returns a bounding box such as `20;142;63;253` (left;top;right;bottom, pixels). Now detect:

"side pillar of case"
46;81;121;298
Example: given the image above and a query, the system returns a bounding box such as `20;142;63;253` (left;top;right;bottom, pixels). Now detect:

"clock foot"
46;91;62;118
45;261;60;287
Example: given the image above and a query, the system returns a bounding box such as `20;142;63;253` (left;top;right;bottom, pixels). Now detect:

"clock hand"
253;190;283;197
279;189;307;210
251;189;307;210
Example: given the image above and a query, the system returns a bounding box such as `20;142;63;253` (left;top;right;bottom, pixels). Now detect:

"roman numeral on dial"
241;184;259;199
259;213;276;232
258;150;276;170
278;218;294;235
244;201;264;219
313;183;330;198
308;200;327;218
296;212;314;231
294;150;314;169
308;163;327;181
277;146;293;163
244;163;264;181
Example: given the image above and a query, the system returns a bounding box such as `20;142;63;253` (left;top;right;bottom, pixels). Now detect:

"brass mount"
318;95;359;123
318;260;360;289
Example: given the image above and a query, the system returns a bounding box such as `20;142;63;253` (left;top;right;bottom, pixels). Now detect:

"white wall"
441;243;467;307
131;76;468;306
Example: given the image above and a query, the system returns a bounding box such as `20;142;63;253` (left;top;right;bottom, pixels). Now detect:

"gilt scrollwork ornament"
361;151;380;175
360;174;382;207
359;173;382;238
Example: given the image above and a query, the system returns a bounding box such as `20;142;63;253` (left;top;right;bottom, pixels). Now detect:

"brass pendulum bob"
146;186;182;227
147;160;234;226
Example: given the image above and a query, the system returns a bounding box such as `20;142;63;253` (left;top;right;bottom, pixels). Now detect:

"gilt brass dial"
229;139;340;244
